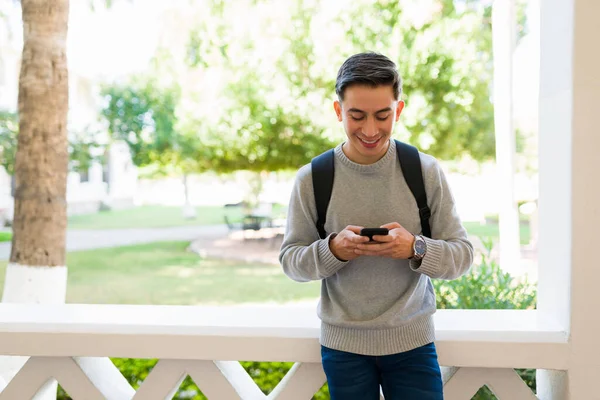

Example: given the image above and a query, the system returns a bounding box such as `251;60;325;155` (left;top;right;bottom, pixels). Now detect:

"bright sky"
67;0;166;78
1;0;165;78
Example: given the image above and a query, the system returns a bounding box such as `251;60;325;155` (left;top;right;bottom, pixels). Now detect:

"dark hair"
335;52;401;101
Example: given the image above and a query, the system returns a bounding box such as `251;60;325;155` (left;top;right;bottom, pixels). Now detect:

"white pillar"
88;162;104;185
565;0;600;396
492;0;521;271
536;0;600;398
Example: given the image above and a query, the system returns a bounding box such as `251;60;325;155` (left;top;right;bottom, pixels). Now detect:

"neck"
342;139;391;165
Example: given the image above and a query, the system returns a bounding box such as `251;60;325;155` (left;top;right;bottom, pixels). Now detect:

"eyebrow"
347;107;392;114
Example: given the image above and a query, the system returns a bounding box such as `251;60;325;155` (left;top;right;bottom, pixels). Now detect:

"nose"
364;117;378;137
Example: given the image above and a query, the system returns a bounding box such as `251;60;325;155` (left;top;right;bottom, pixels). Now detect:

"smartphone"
360;228;389;242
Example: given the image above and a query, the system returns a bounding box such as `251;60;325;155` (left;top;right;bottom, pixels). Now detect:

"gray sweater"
279;139;474;356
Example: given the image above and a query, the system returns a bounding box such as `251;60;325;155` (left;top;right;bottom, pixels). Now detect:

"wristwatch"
411;234;427;261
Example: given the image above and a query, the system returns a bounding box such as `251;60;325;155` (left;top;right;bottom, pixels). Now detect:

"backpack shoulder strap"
310;149;335;239
395;140;432;238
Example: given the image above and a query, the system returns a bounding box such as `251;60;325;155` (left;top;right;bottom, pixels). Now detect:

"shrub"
433;237;537;399
434;237;536;310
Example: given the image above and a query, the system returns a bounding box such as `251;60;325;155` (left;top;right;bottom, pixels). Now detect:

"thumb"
381;222;402;230
345;225;364;234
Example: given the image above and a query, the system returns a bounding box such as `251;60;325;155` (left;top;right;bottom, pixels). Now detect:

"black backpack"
310;139;431;239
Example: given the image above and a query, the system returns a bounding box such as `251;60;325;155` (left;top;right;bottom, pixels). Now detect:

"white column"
566;0;600;397
492;0;521;271
88;162;104;185
537;0;600;398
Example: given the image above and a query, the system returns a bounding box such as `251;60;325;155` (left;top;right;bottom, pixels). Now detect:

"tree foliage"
68;128;106;174
216;71;336;173
336;0;496;161
102;0;526;177
0;111;18;175
100;79;185;170
212;0;502;165
0;111;104;176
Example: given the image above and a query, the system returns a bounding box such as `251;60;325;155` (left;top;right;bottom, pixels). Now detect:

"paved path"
0;225;229;261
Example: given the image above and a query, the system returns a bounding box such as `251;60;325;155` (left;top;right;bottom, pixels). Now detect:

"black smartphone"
360;228;389;241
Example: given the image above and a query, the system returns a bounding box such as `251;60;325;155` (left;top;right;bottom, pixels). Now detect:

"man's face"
334;84;404;165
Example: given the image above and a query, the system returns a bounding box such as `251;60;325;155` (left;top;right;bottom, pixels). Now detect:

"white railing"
0;304;568;399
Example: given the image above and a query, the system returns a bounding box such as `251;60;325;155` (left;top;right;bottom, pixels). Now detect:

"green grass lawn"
463;221;531;245
0;221;531;305
67;205;286;230
0;232;11;242
0;241;319;305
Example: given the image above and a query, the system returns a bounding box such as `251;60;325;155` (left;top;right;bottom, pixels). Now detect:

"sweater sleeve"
278;165;348;282
409;156;474;280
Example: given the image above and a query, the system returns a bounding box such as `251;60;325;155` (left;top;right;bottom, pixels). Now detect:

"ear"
395;101;405;121
333;100;343;122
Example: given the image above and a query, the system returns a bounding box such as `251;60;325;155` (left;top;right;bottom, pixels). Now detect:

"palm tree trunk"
9;0;70;268
0;0;70;396
0;4;136;398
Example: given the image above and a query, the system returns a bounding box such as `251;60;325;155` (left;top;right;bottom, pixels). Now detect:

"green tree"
184;0;230;68
68;128;106;175
254;0;506;162
275;0;334;99
221;72;334;172
100;78;208;216
175;0;336;181
207;71;335;206
333;0;496;161
0;111;18;175
141;0;513;192
1;111;104;177
101;79;180;168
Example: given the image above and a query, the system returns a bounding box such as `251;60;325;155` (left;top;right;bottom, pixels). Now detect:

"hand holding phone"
355;222;415;259
328;225;371;261
360;227;389;242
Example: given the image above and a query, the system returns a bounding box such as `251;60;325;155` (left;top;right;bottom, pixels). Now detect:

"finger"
357;242;384;251
350;235;370;243
357;246;397;257
355;248;382;256
345;225;364;234
372;234;393;242
381;222;402;229
358;242;396;251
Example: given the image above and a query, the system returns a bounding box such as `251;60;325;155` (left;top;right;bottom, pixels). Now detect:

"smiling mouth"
359;137;381;146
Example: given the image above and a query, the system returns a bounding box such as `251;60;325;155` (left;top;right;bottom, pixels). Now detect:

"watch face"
415;239;426;255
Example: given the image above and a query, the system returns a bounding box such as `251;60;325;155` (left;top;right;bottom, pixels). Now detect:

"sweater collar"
334;139;396;173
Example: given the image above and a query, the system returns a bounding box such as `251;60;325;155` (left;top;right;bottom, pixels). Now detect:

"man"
279;52;474;399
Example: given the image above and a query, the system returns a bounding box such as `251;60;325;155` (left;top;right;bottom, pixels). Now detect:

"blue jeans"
321;342;443;400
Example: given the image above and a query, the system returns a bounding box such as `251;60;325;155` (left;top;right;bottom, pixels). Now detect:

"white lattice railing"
0;304;568;399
